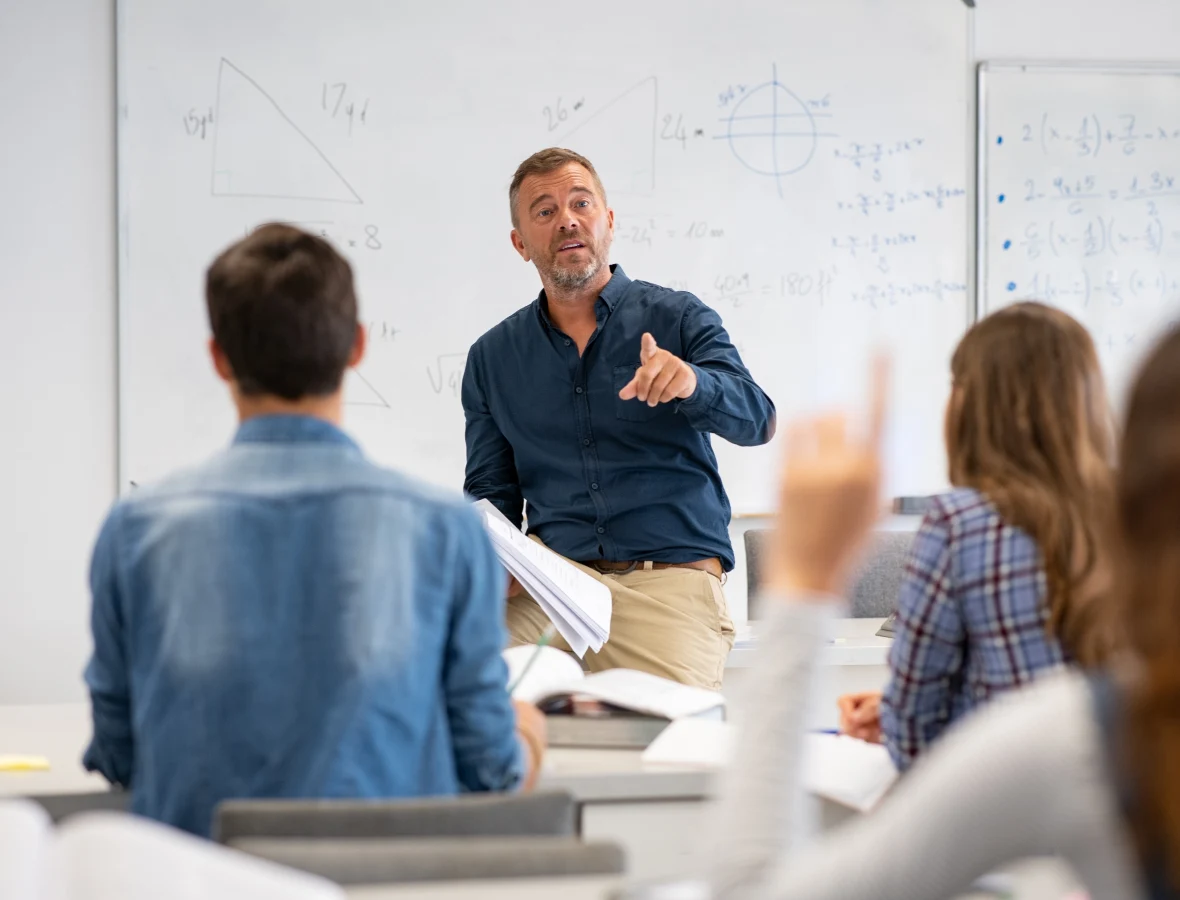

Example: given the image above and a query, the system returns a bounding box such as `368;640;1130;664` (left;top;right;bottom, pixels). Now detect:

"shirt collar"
232;414;360;451
535;264;631;328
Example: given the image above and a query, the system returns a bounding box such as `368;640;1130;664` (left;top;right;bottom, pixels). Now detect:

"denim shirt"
83;415;522;837
462;266;775;571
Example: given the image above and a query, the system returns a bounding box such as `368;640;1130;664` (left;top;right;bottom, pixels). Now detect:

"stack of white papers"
475;500;612;657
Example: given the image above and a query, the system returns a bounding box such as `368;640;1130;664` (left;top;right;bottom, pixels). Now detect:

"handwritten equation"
613;216;727;250
366;320;399;343
240;221;384;251
837;184;965;216
1013;217;1174;261
850;279;967;309
833;138;925;181
1004;112;1180;158
428;354;467;398
1018;268;1180;308
666;268;839;308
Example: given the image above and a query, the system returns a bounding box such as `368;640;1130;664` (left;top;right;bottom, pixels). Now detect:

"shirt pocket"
612;364;664;423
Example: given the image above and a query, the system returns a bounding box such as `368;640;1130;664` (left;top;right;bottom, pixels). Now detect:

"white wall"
975;0;1180;62
0;0;117;702
2;0;1178;703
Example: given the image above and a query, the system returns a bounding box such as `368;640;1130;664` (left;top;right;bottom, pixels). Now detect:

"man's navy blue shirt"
462;266;775;572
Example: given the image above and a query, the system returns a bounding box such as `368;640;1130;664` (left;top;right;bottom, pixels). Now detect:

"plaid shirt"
880;488;1067;771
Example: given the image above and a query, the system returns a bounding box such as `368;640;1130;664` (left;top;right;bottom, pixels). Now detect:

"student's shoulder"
923;487;1002;532
360;464;480;523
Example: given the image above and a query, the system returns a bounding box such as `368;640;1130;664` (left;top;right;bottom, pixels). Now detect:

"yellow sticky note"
0;755;51;772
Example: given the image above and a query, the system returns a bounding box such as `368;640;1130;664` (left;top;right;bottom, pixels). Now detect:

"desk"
0;703;107;797
726;617;892;731
0;622;890;879
0;701;713;881
0;704;1085;898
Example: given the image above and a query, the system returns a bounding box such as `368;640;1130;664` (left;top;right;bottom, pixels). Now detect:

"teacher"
462;148;775;689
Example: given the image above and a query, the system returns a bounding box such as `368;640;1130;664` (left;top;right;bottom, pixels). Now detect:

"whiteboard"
978;63;1180;406
118;0;971;513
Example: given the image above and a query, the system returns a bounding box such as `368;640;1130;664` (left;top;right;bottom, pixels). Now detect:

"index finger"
867;353;890;451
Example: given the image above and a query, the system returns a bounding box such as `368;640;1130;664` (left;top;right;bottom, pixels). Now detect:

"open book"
503;645;725;720
475;500;612;657
0;800;341;900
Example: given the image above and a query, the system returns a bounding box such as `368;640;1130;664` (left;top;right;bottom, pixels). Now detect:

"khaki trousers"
507;541;735;690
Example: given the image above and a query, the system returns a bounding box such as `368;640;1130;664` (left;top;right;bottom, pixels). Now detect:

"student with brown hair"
83;224;546;838
709;328;1180;899
839;302;1115;770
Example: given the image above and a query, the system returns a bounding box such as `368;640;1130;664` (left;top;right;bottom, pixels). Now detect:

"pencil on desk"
508;624;559;695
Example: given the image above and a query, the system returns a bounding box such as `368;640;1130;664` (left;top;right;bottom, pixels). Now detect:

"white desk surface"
0;620;887;800
0;702;713;803
727;616;891;669
0;703;1084;899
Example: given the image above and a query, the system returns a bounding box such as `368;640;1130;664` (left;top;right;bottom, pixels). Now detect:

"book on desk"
504;645;725;749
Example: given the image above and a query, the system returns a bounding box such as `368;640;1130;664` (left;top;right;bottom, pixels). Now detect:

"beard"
548;256;604;290
538;234;612;290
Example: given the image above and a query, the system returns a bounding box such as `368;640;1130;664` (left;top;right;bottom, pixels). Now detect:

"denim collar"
232;414;360;451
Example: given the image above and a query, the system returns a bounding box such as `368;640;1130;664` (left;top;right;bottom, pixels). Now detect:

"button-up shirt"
462;265;775;571
83;415;522;837
880;488;1068;771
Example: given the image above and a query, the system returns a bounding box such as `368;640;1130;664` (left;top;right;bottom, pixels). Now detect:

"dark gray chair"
215;792;624;885
26;790;130;823
744;529;916;619
228;835;626;885
214;790;579;844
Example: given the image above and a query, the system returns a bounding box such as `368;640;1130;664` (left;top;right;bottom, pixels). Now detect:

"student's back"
840;303;1114;767
84;415;519;836
82;224;542;837
880;486;1066;768
708;318;1180;900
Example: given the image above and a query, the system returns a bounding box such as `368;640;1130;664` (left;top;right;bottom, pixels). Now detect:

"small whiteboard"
978;63;1180;405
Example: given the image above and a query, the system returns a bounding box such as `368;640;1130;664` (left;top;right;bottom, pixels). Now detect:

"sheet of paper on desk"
477;501;611;656
804;733;898;812
643;723;897;813
643;718;732;767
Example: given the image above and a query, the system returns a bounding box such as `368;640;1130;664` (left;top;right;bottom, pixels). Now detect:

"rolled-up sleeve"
675;298;776;446
82;506;134;787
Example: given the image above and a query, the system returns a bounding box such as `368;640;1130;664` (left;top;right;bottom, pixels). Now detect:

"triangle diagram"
211;59;362;204
561;77;657;195
344;369;390;408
